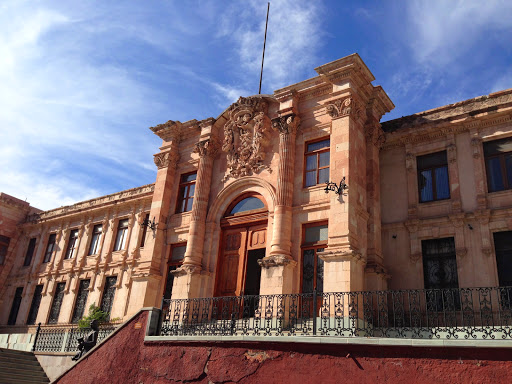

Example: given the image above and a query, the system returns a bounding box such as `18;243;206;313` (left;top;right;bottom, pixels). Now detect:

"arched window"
227;196;265;215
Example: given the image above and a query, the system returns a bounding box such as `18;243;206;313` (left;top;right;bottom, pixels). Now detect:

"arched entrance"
214;193;268;297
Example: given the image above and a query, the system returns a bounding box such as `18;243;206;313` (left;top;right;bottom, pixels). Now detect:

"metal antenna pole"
258;2;270;94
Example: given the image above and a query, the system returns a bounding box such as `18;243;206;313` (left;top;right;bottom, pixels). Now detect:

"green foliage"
78;304;110;329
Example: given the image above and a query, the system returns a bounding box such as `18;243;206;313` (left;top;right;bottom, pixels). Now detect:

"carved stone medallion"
222;97;271;180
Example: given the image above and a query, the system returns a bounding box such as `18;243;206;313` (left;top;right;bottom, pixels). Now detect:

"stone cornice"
150;120;183;142
0;193;32;211
382;89;512;147
32;184;155;223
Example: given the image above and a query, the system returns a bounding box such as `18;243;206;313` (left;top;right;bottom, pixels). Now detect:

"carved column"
470;132;487;209
182;138;218;267
172;137;218;300
258;114;299;296
124;120;182;313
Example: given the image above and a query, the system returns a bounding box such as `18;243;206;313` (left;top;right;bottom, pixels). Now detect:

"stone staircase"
0;348;50;384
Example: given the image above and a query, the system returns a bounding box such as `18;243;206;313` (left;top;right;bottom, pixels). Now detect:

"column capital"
153;150;179;169
325;96;364;122
194;138;219;158
271;114;300;135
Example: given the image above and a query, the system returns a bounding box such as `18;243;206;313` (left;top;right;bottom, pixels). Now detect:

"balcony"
159;287;512;340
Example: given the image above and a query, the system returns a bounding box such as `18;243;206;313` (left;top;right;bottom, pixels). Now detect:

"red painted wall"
56;311;512;384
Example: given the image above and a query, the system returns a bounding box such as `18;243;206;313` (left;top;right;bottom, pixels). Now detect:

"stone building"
1;53;511;328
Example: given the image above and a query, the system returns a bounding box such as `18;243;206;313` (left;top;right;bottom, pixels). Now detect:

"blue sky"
1;0;511;210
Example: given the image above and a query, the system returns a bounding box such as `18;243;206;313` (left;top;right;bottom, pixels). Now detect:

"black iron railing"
33;324;117;352
160;287;512;340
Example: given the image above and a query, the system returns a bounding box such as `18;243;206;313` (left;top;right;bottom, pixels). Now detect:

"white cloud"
220;0;324;90
406;0;512;65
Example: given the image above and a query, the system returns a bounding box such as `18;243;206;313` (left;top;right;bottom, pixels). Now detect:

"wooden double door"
215;223;267;297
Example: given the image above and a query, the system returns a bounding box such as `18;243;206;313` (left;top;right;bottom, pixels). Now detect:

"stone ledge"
145;335;512;348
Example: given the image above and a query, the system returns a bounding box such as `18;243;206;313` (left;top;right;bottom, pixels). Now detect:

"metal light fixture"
141;216;158;230
324;177;349;196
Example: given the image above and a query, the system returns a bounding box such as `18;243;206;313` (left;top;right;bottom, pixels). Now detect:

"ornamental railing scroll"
31;323;117;353
160;286;512;340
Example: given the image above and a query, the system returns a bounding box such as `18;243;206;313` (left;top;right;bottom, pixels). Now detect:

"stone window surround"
480;132;512;195
303;136;331;188
405;137;460;219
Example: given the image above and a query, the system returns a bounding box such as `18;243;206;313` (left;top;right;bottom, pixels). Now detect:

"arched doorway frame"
203;177;276;297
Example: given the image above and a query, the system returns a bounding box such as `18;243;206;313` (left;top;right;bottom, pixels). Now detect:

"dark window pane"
8;287;23;325
44;234;56;263
484;137;512;156
140;214;149;248
171;245;187;261
181;173;197;182
100;276;117;318
316;252;324;293
48;282;66;324
422;238;458;290
305;224;328;244
417;151;447;169
185;198;194;212
24;238;37;266
506;154;512;188
302;249;315;293
307;139;330;152
318;168;330;184
229;197;265;214
71;280;90;323
487;157;505;192
435;166;450;199
419;170;433;202
188;184;195;197
319;151;330;168
27;285;43;325
306;155;317;171
305;171;317;187
495;231;512;287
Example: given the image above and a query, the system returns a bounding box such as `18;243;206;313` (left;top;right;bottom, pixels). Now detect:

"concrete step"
0;354;43;367
0;371;49;383
1;364;47;376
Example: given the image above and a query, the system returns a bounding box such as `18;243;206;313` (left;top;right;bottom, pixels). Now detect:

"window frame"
23;238;37;267
303;137;330;188
484;138;512;193
417;151;450;203
64;229;79;259
43;233;57;263
175;172;197;214
88;224;103;256
140;213;150;248
113;219;129;252
300;222;328;294
0;235;10;265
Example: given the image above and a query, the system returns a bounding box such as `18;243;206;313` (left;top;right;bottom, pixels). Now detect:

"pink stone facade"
1;54;511;327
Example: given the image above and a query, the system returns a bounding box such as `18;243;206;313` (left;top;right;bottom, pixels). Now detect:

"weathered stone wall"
55;310;512;384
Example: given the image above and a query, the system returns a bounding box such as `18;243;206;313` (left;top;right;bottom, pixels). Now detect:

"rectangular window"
417;151;450;203
140;213;149;248
494;231;512;287
484;137;512;192
48;282;66;324
304;138;330;187
65;229;79;259
100;276;117;318
71;280;90;323
113;219;129;251
88;224;102;255
163;244;187;302
26;285;43;325
301;223;328;293
176;172;197;213
0;235;10;265
8;287;23;325
23;238;37;266
422;238;459;310
43;234;56;263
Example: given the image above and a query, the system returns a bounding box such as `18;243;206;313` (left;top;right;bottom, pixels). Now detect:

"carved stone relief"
222;97;271;180
326;97;364;121
153;151;179;169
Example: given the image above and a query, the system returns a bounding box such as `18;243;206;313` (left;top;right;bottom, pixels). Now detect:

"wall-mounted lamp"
324;177;349;196
141;216;158;230
468;224;473;230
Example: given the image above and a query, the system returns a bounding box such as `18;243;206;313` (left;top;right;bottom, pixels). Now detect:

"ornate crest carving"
153;151;179;169
222;97;271;180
